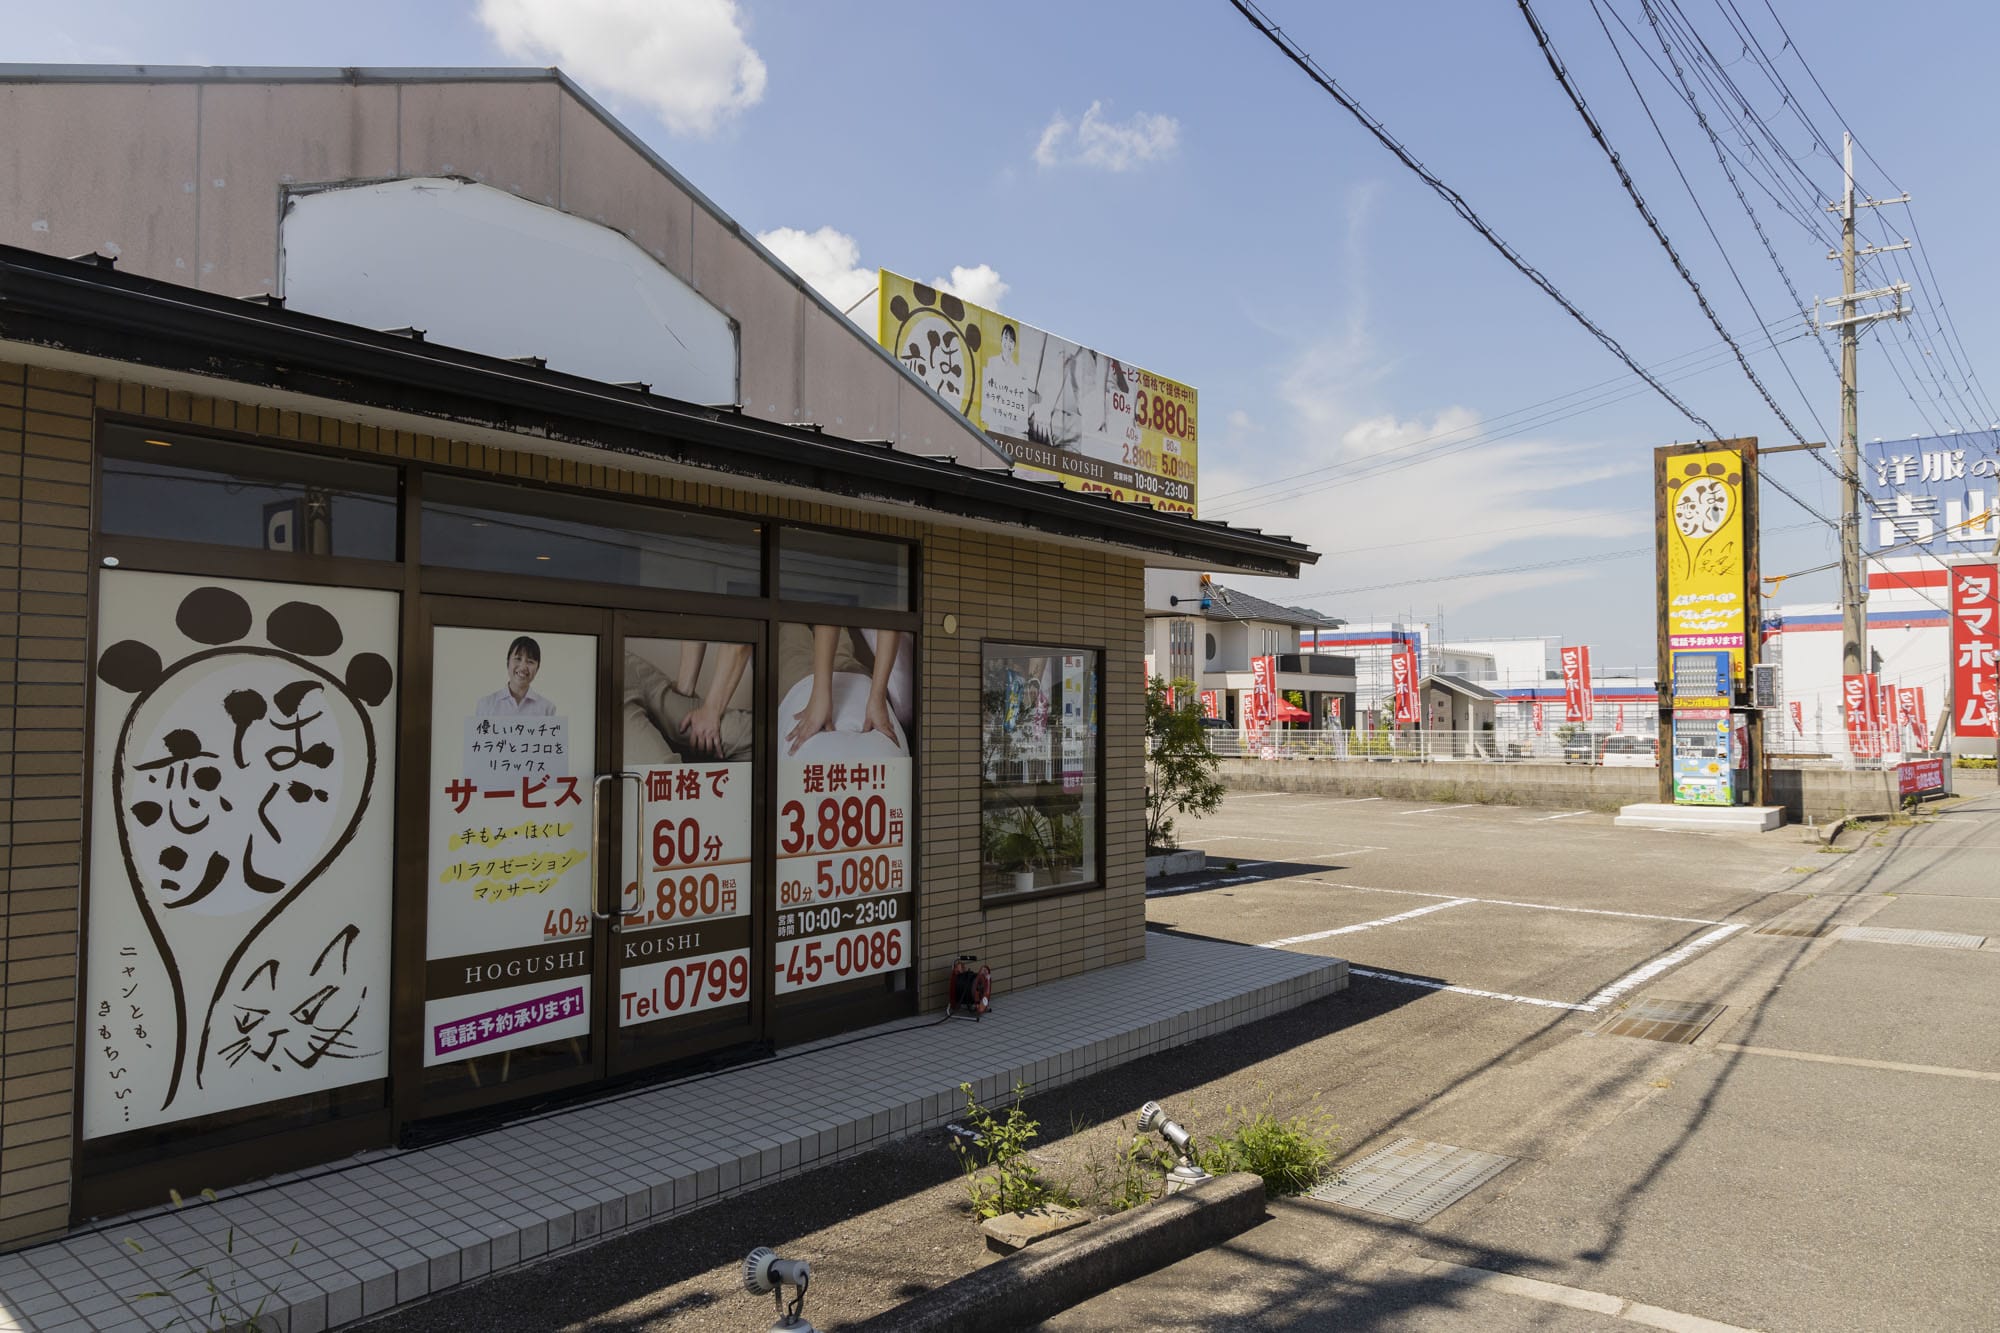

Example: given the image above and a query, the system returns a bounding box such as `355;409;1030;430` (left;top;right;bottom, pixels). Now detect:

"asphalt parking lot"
1041;783;2000;1332
1149;792;1809;1018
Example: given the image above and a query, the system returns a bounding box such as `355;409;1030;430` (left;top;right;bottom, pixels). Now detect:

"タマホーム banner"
1561;644;1594;722
877;270;1197;514
1660;446;1751;687
1951;564;1998;739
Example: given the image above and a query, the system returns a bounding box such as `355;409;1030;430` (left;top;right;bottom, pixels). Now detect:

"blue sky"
6;0;1994;669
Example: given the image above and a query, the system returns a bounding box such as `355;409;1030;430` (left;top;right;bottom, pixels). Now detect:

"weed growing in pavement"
1197;1096;1341;1197
951;1081;1075;1220
126;1188;299;1331
1071;1133;1176;1213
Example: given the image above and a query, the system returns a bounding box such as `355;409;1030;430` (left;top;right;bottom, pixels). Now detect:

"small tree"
1146;676;1224;850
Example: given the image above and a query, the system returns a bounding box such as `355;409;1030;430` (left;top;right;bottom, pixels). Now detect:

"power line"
1516;0;1811;446
1202;327;1811;519
1225;0;1719;439
1294;519;1823;599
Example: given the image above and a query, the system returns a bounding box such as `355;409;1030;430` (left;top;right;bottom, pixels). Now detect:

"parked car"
1599;734;1659;767
1561;733;1602;764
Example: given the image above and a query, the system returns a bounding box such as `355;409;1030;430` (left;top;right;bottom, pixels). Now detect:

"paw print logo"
888;284;982;413
96;584;394;1108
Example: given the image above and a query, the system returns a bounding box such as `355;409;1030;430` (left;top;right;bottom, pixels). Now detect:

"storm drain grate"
1596;997;1725;1044
1308;1137;1515;1223
1755;921;1834;938
1838;926;1986;950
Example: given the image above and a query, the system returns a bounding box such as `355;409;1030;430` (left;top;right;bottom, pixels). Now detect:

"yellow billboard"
876;270;1197;514
1659;444;1750;685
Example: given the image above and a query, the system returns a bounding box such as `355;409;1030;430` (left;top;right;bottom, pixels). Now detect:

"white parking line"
1348;967;1595;1012
1717;1043;2000;1083
1293;877;1726;926
1400;1258;1759;1331
1260;899;1472;948
1534;810;1592;821
1584;924;1744;1009
1404;803;1477;815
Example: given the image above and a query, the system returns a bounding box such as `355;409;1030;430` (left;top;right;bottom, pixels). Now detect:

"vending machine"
1671;711;1733;805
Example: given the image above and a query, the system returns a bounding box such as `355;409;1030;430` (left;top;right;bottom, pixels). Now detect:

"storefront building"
0;68;1313;1246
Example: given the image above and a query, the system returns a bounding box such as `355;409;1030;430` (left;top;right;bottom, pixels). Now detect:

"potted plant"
983;803;1054;893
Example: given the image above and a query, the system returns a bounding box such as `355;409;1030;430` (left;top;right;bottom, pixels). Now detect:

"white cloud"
1204;393;1645;625
933;264;1009;310
755;226;1009;322
477;0;767;136
1034;101;1179;171
755;226;879;315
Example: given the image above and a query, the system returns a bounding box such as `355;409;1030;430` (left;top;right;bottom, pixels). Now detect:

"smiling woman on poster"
476;635;558;717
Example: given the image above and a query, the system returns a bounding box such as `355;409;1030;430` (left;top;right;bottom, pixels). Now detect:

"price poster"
617;636;756;1029
424;627;596;1066
773;624;915;994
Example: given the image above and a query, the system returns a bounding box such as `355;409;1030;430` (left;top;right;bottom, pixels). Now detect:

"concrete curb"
844;1172;1267;1333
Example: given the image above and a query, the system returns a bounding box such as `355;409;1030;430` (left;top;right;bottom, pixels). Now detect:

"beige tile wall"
0;359;1146;1247
0;364;93;1247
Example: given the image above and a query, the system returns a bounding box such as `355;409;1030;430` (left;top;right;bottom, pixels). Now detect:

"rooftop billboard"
876;270;1197;514
1866;432;2000;555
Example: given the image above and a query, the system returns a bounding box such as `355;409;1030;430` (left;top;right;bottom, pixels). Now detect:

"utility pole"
1818;131;1911;685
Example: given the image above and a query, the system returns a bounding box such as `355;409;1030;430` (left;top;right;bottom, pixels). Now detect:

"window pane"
99;426;399;560
980;644;1099;898
423;476;761;597
778;529;910;609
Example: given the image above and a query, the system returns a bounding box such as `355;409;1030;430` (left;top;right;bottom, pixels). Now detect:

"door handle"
591;772;642;927
590;773;615;922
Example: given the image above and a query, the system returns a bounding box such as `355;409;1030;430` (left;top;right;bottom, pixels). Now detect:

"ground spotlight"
1137;1100;1212;1193
743;1246;815;1332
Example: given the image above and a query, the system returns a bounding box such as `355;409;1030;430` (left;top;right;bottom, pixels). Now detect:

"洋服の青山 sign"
1659;444;1753;686
877;270;1197;514
1865;436;2000;555
1561;645;1594;722
1951;564;1998;739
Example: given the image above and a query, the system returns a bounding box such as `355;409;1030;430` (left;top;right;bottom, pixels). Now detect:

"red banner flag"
1199;689;1219;720
1561;645;1594;723
1951;565;1999;738
1532;698;1545;733
1616;702;1625;730
1790;700;1804;736
1843;673;1881;759
1898;686;1923;748
1391;646;1420;723
1248;655;1276;747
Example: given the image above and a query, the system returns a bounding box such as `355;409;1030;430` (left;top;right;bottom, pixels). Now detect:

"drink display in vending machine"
1671;710;1733;806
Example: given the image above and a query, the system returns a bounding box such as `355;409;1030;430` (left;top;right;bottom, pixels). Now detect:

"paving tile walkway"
0;933;1345;1332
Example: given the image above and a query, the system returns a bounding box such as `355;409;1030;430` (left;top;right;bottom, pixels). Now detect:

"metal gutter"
0;247;1313;576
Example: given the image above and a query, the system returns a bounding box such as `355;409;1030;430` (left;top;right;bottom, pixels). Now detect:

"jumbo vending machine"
1670;650;1735;806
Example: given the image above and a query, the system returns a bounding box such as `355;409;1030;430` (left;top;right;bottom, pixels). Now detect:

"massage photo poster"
772;624;915;995
424;626;597;1066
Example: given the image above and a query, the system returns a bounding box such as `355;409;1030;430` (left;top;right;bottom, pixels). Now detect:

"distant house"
1143;576;1355;727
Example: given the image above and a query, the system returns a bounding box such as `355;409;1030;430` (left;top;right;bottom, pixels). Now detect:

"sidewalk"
0;934;1346;1333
